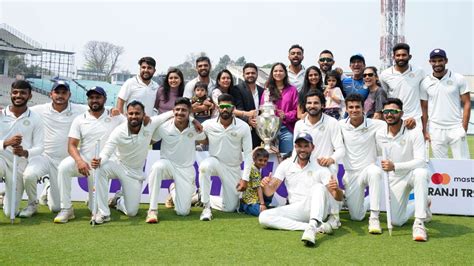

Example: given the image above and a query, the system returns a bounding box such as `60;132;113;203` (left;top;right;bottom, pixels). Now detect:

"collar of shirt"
304;113;326;127
48;102;72;114
4;106;31;119
391;64;413;75
429;69;452;81
344;116;369;131
288;65;305;76
135;74;157;88
385;123;407;139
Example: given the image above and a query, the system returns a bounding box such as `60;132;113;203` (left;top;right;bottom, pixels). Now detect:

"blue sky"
1;0;472;75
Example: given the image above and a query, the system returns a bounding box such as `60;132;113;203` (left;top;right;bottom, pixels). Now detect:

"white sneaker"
301;225;317;246
54;208;75;223
38;185;50;206
317;222;333;235
19;202;38;218
368;217;382;234
200;207;212;221
326;214;341;230
91;214;111;225
413;223;428;242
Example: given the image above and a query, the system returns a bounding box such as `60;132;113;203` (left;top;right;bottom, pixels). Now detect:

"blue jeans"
239;195;273;216
278;125;294;155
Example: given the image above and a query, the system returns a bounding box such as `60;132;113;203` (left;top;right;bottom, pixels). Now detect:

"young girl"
323;70;344;120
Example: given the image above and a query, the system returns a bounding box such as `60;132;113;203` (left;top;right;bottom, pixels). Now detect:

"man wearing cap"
259;132;343;247
293;90;344;228
117;56;159;116
1;80;43;217
375;97;431;241
342;54;369;100
18;81;89;218
380;43;426;129
420;49;471;159
287;44;305;92
198;93;253;221
54;86;126;223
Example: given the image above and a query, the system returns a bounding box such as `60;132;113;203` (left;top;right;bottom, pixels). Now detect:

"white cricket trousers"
389;168;429;226
198;157;241;212
0;155;26;217
343;164;383;221
430;126;470;159
259;183;331;231
96;160;143;217
148;159;195;216
22;155;61;211
57;156;94;210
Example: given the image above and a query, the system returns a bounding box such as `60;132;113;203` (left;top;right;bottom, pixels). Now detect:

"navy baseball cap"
294;132;313;144
86;86;107;97
429;49;447;59
350;53;365;64
51;80;70;91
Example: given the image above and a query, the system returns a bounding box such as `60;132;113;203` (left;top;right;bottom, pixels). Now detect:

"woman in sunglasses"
363;66;387;120
297;66;323;119
261;62;299;155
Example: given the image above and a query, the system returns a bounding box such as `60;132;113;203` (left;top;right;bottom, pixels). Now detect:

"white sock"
370;210;380;219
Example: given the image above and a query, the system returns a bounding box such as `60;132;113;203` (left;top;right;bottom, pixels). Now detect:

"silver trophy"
256;89;281;151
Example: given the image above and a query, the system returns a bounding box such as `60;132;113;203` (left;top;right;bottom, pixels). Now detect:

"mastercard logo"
431;173;451;185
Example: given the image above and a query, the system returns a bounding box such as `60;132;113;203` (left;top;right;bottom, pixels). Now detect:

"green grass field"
1;202;473;265
1;138;472;264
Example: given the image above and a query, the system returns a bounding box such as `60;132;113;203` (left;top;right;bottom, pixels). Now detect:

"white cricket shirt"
118;75;159;116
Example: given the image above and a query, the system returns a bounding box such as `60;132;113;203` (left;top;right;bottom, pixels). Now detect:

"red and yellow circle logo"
431;173;451;185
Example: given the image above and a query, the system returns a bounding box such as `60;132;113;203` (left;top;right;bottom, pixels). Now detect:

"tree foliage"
83;41;124;81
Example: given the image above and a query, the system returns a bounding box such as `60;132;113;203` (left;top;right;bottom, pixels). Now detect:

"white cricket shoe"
368;217;382;234
19;201;38;218
108;190;124;209
200;207;212;221
301;225;317;246
317;222;333;235
412;223;428;242
91;214;111;225
54;208;75;223
326;214;341;230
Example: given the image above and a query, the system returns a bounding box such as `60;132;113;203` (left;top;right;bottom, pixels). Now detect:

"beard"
307;108;322;117
140;72;153;81
395;59;408;68
89;103;104;112
198;69;209;78
220;111;232;120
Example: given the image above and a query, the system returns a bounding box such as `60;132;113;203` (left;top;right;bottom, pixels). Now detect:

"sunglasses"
363;73;375;77
218;104;234;109
319;57;334;63
382;109;402;115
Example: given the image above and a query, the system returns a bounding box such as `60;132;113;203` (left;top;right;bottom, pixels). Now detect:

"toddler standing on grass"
239;148;270;216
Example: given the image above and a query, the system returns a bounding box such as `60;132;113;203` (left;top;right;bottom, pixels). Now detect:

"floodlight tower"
380;0;406;70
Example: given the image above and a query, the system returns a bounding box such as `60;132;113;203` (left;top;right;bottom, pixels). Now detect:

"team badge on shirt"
400;140;406;146
23;120;30;126
307;171;313;176
231;132;237;137
409;73;415;78
362;128;368;133
66;111;72;116
447;80;453;85
319;125;325;132
105;118;111;123
187;132;194;138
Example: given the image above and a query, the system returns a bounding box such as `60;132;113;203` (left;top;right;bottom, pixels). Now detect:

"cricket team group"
0;43;470;247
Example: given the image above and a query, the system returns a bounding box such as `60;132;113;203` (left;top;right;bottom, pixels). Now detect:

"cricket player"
259;132;343;247
293;90;345;229
375;98;431;242
0;80;44;217
420;48;471;159
380;43;425;129
198;93;253;221
89;100;177;224
339;93;385;233
54;87;126;223
146;98;205;223
19;81;88;218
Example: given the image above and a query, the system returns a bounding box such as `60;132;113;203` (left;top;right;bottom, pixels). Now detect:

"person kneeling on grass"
239;148;271;216
258;132;344;247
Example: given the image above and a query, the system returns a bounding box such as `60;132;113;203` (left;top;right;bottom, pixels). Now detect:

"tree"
235;56;246;66
83;41;124;81
211;54;232;79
